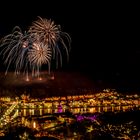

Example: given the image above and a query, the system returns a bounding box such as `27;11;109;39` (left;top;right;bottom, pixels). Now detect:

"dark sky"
0;1;140;85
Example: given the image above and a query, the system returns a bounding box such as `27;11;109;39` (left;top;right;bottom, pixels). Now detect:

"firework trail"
0;26;30;75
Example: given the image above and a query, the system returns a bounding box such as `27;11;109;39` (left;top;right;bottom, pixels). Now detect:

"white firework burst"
0;26;30;75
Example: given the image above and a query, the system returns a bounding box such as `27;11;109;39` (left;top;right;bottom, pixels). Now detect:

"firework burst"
29;16;71;67
29;17;60;46
0;17;71;78
28;42;52;76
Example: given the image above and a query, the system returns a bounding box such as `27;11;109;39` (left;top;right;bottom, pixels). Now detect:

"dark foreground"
0;71;103;98
0;109;140;140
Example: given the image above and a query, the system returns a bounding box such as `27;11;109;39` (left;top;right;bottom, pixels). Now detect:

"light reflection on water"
17;105;137;117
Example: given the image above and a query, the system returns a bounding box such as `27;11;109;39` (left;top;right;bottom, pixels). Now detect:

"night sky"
0;2;139;87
